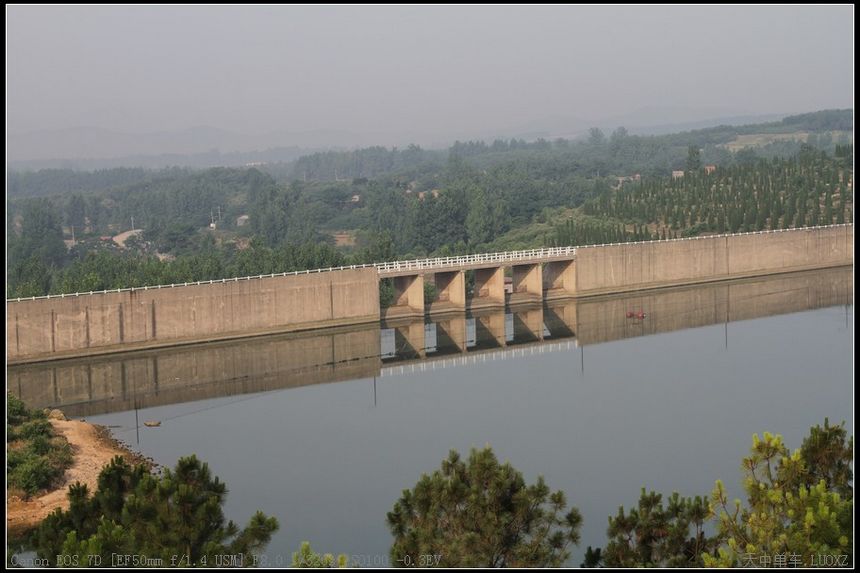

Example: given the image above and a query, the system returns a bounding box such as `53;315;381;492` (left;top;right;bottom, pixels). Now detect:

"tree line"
7;234;398;299
7;148;853;299
581;147;853;238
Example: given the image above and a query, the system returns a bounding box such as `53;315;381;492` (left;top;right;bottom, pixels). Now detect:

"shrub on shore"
6;394;73;498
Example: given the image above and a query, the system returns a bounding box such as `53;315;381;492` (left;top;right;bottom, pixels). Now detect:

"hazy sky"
6;4;854;139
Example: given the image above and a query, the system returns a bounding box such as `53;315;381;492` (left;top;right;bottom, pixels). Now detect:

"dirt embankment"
111;228;143;248
7;419;152;535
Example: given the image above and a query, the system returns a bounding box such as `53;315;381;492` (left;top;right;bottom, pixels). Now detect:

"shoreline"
6;417;155;536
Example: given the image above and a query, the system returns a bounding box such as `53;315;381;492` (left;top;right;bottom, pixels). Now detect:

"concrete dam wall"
6;225;852;363
9;267;851;418
8;268;379;364
572;224;853;297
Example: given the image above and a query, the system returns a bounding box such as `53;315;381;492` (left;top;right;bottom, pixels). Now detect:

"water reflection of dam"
8;268;852;417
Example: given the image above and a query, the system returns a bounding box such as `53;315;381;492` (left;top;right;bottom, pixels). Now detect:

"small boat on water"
143;421;161;427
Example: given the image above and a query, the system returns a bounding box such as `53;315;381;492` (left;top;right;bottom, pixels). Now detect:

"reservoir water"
9;268;853;566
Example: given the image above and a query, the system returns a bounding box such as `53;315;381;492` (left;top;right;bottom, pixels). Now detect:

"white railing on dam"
7;246;574;302
380;339;579;377
7;224;852;303
374;246;575;275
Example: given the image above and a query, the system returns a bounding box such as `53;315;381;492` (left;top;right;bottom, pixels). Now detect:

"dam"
6;224;853;363
8;267;852;417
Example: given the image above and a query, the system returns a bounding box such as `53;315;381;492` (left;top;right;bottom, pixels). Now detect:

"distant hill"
485;107;790;142
623;114;787;136
7;109;852;171
7;146;313;172
6;125;377;168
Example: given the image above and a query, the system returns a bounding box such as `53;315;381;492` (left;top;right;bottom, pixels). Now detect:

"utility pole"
131;216;135;231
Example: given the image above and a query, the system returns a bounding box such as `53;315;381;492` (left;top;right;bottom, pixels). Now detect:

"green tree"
824;191;833;224
580;546;603;567
798;418;853;499
588;128;606;147
705;431;853;568
378;278;395;309
291;541;349;568
354;231;396;264
686;145;702;172
604;490;714;567
387;447;582;567
65;195;87;237
609;127;629;158
465;186;493;246
7;256;54;298
423;280;438;303
8;199;66;269
32;455;279;567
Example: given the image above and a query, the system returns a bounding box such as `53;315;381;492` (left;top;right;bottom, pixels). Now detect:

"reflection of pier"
381;340;578;377
8;268;851;418
382;303;567;367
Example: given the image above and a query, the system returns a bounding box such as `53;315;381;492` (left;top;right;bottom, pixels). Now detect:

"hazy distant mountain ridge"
7;125;371;166
7;108;852;171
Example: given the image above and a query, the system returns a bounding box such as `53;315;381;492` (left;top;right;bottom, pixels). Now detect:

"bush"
379;278;394;308
681;222;708;237
10;456;59;496
6;393;73;499
7;393;30;426
423;281;437;302
45;439;73;469
26;435;51;456
6;447;27;471
18;419;52;441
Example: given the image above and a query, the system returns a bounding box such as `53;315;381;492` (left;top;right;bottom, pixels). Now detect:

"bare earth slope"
7;419;147;534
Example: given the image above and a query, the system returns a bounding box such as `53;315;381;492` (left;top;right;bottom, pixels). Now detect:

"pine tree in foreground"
31;455;278;567
705;430;853;567
387;446;582;567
